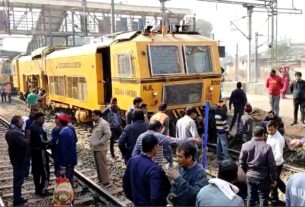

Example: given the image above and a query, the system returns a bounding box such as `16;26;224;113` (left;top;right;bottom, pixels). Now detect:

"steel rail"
207;143;305;173
0;115;125;207
0;116;9;207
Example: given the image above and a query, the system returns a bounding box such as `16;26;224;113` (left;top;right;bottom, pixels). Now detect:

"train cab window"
184;46;213;74
149;45;182;75
117;53;133;77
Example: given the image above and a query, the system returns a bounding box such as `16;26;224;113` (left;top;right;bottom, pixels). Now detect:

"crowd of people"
5;110;78;206
4;70;305;206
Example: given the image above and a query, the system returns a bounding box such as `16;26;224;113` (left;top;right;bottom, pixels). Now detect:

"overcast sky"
3;0;304;56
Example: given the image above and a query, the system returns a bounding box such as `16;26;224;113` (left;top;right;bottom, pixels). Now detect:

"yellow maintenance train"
12;30;222;122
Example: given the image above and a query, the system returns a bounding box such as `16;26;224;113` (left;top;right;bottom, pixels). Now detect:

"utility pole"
270;0;278;70
255;32;258;83
255;32;265;82
160;0;169;28
193;14;196;31
235;44;239;82
275;0;278;69
245;4;254;83
72;11;75;46
195;0;300;73
111;0;115;33
81;0;88;36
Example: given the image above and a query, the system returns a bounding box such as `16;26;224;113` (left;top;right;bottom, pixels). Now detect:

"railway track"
0;115;125;206
207;143;305;174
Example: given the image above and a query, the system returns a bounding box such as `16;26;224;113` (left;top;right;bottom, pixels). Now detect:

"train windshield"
184;46;213;74
149;45;182;75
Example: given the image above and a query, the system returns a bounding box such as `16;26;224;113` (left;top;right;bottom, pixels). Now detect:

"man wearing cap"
30;112;51;196
53;114;77;184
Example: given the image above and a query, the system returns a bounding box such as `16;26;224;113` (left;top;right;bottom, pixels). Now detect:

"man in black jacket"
118;109;147;163
290;71;305;125
30;112;50;196
5;115;30;206
229;82;247;131
102;97;122;159
125;97;143;125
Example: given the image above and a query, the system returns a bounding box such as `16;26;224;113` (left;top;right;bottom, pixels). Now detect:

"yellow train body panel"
45;53;104;110
110;33;222;113
12;59;20;89
14;32;222;121
17;56;46;93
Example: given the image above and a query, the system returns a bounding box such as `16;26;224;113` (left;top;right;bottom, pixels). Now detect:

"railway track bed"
0;116;125;206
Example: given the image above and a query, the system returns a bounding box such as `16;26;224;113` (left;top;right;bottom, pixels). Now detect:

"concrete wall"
222;82;268;96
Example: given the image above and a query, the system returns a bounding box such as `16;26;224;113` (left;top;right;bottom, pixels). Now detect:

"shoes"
24;176;31;181
14;198;29;206
35;191;49;197
270;198;279;205
291;122;297;126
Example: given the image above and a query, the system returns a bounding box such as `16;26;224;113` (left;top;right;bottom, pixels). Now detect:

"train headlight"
153;91;158;96
209;86;214;91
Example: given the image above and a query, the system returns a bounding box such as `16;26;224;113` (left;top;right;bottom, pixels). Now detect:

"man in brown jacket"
90;110;112;187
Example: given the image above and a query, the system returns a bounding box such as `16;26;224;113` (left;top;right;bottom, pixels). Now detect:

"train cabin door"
101;47;112;104
42;75;48;92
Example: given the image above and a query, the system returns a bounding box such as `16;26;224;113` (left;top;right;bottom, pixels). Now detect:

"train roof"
46;32;216;59
31;46;49;58
18;55;32;62
46;42;111;59
111;31;215;43
131;33;215;43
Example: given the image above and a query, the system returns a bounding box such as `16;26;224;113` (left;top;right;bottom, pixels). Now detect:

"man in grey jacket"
90;110;112;187
239;126;277;206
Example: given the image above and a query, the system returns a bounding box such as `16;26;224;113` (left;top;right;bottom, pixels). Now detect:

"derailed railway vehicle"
14;30;222;122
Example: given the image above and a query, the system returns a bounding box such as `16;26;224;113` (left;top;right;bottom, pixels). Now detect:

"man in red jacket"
266;69;283;116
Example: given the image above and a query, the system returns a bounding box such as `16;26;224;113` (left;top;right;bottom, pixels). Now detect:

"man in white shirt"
266;120;286;205
176;107;199;139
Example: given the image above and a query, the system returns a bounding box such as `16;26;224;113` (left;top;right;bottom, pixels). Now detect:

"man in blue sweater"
53;114;77;184
215;103;230;161
165;141;208;206
123;134;169;206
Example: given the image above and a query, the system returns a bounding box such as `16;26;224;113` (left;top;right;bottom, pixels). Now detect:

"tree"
196;19;213;37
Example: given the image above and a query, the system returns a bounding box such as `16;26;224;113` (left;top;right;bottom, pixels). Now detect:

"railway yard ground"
0;94;304;206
